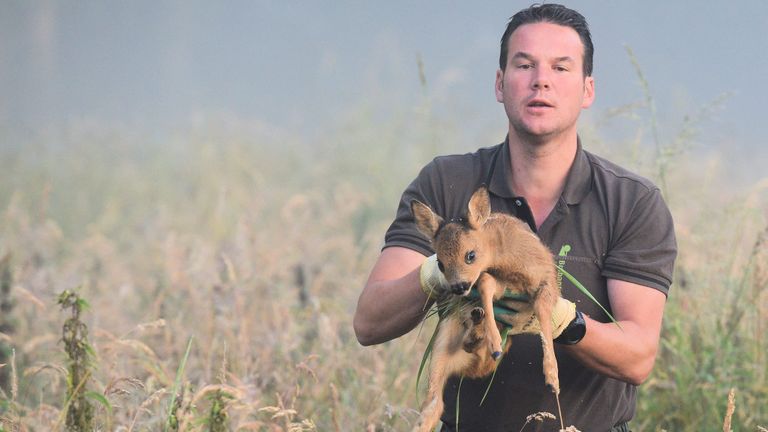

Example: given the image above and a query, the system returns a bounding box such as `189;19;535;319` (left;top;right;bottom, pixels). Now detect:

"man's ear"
411;200;443;239
581;76;595;109
495;69;504;103
467;186;491;229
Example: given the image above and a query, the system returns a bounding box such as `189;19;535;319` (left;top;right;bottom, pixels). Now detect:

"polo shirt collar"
488;136;592;205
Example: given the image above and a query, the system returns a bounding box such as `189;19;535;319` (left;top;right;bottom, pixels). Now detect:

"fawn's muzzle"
450;282;472;295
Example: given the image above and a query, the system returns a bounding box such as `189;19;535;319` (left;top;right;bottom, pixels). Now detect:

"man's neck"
507;130;578;227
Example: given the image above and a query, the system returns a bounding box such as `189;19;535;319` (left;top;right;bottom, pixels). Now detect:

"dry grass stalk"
329;383;341;432
190;384;244;406
127;388;168;432
14;286;46;312
104;376;144;397
723;387;735;432
10;349;17;404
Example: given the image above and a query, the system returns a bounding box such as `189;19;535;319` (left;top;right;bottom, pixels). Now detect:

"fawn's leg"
476;273;503;359
533;280;560;394
415;382;444;432
415;317;467;432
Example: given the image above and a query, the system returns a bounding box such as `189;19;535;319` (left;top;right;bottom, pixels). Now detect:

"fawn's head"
411;187;493;296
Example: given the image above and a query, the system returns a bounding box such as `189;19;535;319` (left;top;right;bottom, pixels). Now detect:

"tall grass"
0;88;765;430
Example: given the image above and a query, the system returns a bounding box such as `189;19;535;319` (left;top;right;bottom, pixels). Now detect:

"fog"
2;1;766;183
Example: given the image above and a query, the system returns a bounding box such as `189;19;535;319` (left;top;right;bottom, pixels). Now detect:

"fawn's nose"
450;282;472;295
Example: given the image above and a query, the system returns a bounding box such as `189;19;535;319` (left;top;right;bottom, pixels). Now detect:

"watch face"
569;318;586;343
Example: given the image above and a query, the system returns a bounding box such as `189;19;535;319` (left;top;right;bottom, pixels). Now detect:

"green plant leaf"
479;326;509;406
165;336;194;432
85;391;112;414
455;375;464;431
76;298;91;311
84;342;97;359
416;317;440;402
555;264;622;329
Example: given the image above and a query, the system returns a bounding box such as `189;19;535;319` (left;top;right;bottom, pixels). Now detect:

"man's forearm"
562;316;660;385
354;264;431;345
558;278;666;385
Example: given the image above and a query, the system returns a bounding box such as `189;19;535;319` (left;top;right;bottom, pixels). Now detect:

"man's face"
495;22;595;141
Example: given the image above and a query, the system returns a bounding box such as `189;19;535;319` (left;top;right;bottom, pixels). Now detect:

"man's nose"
531;69;551;90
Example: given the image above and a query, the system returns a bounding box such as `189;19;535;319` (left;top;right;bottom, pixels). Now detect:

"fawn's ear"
467;186;491;229
411;200;443;239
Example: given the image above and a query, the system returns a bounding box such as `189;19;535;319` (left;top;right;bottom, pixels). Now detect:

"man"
353;4;676;432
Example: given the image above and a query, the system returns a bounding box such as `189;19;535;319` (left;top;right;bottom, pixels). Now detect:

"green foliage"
202;390;233;432
636;227;768;431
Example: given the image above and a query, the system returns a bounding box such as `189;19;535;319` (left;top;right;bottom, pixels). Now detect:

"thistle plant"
58;290;95;432
0;254;14;394
204;389;232;432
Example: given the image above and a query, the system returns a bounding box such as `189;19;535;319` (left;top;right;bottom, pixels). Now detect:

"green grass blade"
455;375;464;432
555;265;622;329
416;317;440;402
85;390;112;414
164;336;194;432
479;327;509;406
86;390;113;430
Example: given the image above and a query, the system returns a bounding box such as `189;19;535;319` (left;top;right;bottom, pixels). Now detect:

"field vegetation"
0;81;766;430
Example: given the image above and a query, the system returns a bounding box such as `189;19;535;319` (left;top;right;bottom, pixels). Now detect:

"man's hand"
493;295;577;339
419;254;450;299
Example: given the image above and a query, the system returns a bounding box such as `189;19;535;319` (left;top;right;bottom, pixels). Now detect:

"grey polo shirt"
384;138;677;432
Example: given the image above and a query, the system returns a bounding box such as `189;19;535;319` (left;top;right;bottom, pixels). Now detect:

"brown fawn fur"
410;186;562;432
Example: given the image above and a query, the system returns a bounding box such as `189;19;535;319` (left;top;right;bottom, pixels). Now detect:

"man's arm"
562;278;666;385
353;246;432;346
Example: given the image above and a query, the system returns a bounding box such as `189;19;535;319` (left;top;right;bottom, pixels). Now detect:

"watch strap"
554;310;586;345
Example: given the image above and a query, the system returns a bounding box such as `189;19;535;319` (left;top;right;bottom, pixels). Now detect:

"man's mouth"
527;99;554;108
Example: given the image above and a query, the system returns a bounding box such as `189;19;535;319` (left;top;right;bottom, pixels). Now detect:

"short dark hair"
499;3;593;77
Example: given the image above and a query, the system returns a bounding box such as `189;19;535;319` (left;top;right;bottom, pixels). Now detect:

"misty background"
2;1;767;185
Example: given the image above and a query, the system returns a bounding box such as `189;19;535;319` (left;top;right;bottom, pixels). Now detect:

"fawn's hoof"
471;307;485;324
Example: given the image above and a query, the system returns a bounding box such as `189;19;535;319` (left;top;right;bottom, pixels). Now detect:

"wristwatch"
554;310;586;345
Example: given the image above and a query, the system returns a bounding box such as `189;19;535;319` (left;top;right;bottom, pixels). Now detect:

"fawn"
410;186;562;432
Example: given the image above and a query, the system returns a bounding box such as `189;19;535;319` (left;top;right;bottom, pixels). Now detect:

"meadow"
0;90;766;431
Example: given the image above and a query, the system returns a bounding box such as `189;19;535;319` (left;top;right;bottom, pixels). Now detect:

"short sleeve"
602;188;677;295
383;160;444;257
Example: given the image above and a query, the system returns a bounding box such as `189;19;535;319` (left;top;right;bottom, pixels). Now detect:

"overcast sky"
2;1;767;159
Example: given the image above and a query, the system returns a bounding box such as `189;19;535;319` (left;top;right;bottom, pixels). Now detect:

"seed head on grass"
517;412;556;432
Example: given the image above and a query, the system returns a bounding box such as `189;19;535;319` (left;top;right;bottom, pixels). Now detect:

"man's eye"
518;64;533;70
554;65;568;72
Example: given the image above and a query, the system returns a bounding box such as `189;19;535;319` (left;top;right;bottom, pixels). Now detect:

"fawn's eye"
437;260;445;273
465;251;476;264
